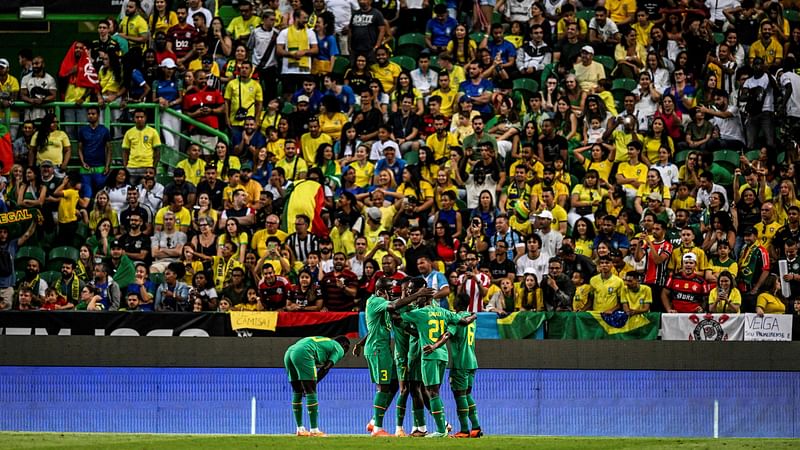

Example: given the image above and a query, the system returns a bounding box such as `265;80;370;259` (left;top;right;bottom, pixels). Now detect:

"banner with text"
661;314;792;341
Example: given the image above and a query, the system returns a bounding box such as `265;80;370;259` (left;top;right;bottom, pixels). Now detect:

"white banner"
743;314;793;341
660;313;745;341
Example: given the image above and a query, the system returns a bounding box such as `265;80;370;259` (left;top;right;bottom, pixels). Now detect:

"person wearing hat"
574;44;605;92
639;191;675;227
661;252;710;313
535;209;563;258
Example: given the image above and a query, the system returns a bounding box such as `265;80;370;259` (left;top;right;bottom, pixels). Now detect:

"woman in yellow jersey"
756;274;787;315
97;51;128;132
708;271;742;313
416;146;440;185
433;169;459;211
447;24;476;67
88;191;119;233
397;166;435;215
571;217;596;258
569;169;607;228
264;126;285;163
334;123;361;165
213;141;241;182
516;272;543;311
219;218;249;264
773;180;800;225
350;145;375;189
390;71;423;115
318;96;348;142
642;118;674;165
30;114;71;170
634;168;671;214
573;143;615;189
180;244;205;285
148;0;178;37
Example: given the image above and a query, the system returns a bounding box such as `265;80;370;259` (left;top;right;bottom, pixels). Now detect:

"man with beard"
16;258;47;304
233;116;267;160
196;165;227;211
164;169;197;208
118;214;151;264
458;62;493;120
403;227;436;277
540;257;575;311
183;69;225;153
662;253;709;313
238;163;263;210
257;263;290;311
54;261;86;308
320;252;359;311
276;8;318;97
118;0;150;86
368;254;408;298
119;188;153;235
738;226;771;312
19;55;56;121
350;0;386;62
773;206;800;259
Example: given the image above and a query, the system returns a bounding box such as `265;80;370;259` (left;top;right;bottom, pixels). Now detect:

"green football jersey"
365;294;391;354
447;312;478;370
293;336;345;366
401;305;460;362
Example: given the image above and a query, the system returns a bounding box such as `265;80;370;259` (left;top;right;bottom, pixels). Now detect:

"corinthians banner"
661;313;793;341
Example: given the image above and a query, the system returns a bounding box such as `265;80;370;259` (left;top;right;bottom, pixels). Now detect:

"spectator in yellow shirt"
226;1;262;42
369;47;402;94
122;109;161;181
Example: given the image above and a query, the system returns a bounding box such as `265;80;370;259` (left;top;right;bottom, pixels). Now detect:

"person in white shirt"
780;58;800;122
700;89;745;151
410;51;438;98
535;210;563;258
187;0;212;27
742;57;777;149
515;234;549;283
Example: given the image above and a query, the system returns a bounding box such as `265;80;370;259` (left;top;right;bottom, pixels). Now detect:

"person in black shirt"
196;165;227;211
353;89;382;143
390;93;422;154
403;226;437;276
537;118;568;163
487;240;517;284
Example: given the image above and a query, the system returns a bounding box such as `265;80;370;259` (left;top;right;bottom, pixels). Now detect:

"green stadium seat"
709;163;733;186
15;246;46;267
395;33;425;59
513;78;540;101
745;150;761;163
469;32;485;44
404;150;419;165
282;102;295;115
429;55;440;71
40;271;61;286
492;11;502;24
391;55;417;72
611;78;637;92
149;272;166;286
674;150;690;165
160;146;186;169
593;55;616;74
540;63;557;88
47;246;79;272
778;152;787;164
576;10;595;23
785;9;800;24
713;32;724;44
332;58;349;75
713;150;741;172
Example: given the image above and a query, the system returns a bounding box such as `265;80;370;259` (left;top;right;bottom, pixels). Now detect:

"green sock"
467;394;480;429
429;395;446;433
412;408;425;427
455;395;470;432
373;391;391;428
306;393;319;429
396;391;409;427
291;393;304;427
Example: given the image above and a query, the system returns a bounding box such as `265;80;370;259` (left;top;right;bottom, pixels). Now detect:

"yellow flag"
230;311;279;331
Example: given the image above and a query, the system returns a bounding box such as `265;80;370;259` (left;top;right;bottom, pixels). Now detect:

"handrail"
2;101;229;147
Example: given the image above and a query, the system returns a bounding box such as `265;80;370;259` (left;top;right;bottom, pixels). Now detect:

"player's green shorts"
366;348;395;384
449;368;476;391
284;347;316;382
421;359;447;387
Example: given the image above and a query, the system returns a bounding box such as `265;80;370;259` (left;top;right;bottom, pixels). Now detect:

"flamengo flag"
660;313;745;341
58;41;99;90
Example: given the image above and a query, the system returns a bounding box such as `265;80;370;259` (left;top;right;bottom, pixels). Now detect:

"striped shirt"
285;232;319;262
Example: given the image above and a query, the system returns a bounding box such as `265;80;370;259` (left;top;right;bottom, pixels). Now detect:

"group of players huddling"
283;277;480;438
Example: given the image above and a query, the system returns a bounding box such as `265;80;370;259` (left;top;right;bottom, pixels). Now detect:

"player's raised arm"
423;331;452;355
390;287;436;311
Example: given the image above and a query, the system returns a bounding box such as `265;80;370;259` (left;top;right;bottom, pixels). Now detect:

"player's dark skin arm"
423;314;476;354
316;360;335;383
389;287;437;311
352;334;368;357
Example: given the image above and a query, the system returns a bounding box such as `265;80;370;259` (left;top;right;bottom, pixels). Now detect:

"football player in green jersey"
425;297;482;438
400;280;477;437
283;335;351;436
354;277;435;436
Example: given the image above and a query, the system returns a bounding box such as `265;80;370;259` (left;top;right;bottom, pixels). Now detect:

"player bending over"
283;335;350;436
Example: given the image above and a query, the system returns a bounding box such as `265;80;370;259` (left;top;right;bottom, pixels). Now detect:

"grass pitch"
0;433;797;450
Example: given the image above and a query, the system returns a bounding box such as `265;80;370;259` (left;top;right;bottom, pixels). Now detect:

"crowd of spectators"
0;0;799;319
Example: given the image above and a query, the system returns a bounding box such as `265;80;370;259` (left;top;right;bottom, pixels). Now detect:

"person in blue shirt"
292;77;324;114
77;106;112;199
323;73;356;115
152;58;183;149
459;62;494;118
418;255;451;309
232;116;267;158
425;4;458;54
373;141;406;184
481;23;517;77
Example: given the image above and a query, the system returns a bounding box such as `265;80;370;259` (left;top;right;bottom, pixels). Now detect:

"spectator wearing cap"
574;45;605;93
276;8;318;97
662;252;709;313
588;255;624;314
232;116;267;160
287;94;316;139
639;192;675;227
153;57;183;149
425;4;458;54
535;210;563;258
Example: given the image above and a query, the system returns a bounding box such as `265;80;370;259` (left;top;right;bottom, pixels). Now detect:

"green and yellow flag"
497;311;549;339
547;311;660;340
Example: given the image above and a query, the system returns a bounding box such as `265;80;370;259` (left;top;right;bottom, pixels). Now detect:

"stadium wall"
1;338;799;437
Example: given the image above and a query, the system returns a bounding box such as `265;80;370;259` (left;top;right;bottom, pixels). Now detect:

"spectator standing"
320;252;359;311
19;56;56;122
349;0;386;62
77;107;112;200
122;109;162;182
249;9;280;102
276;9;318;97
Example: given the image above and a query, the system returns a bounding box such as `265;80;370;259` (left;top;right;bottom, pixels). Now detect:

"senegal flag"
547;311;660;340
0;122;13;174
497;311;549;339
281;179;329;236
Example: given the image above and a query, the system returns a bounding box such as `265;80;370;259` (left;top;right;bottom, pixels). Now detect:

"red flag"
0;123;12;175
59;42;99;90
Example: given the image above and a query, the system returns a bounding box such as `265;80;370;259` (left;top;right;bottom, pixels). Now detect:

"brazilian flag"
547;311;661;340
497;312;550;339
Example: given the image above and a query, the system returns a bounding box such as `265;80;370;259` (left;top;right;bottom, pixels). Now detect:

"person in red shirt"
167;4;200;68
257;264;290;311
182;69;225;152
367;254;408;299
662;252;709;313
320;252;359;311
